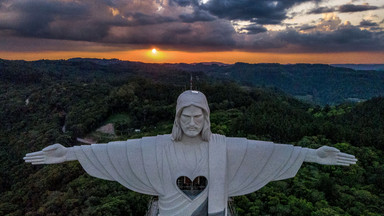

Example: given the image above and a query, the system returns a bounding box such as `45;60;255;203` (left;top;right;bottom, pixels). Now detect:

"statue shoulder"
101;135;171;147
225;136;276;149
222;135;247;144
119;134;172;142
141;134;173;146
210;134;275;146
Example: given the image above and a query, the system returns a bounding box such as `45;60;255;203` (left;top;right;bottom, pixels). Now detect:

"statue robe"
73;134;308;216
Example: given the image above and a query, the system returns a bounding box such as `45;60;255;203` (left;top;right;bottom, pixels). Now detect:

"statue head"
171;90;212;141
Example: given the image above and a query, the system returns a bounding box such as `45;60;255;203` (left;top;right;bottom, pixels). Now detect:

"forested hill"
0;58;384;215
171;62;384;105
1;58;383;105
331;64;384;71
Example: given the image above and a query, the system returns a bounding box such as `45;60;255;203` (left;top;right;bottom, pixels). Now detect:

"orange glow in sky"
145;48;167;61
1;50;383;64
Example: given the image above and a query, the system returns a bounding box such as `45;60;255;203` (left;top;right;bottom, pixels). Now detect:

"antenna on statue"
190;73;193;90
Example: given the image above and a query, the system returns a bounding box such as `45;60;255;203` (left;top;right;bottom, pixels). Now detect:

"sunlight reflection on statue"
24;90;357;216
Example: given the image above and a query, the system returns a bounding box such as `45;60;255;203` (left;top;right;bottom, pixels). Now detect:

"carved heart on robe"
176;176;208;200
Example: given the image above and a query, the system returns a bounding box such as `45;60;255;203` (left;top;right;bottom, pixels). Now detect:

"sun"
146;48;165;61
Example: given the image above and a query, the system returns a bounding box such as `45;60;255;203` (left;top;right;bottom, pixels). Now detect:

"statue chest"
166;141;209;183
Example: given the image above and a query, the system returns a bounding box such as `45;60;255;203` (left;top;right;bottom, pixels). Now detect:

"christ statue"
24;90;357;216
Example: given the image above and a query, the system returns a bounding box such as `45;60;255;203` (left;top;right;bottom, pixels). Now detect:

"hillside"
0;59;384;215
2;59;383;105
331;64;384;71
171;62;384;105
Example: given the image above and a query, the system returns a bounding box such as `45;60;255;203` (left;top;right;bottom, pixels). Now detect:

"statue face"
180;105;204;138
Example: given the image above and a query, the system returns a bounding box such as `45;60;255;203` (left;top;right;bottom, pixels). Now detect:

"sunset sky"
1;0;383;64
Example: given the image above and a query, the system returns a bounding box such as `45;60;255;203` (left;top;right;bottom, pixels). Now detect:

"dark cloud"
200;0;317;25
170;0;198;7
0;0;106;40
123;12;177;26
276;26;384;52
360;20;378;27
359;20;383;32
0;33;125;52
179;10;216;23
242;25;268;34
0;0;178;42
103;20;237;51
338;4;379;13
308;6;335;14
0;0;234;50
308;4;381;15
9;0;87;15
299;24;316;31
368;27;383;31
0;0;6;8
250;17;284;25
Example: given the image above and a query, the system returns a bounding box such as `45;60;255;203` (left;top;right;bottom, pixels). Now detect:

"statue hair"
171;108;212;142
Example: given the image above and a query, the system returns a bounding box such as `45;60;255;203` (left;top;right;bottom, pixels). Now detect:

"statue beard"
171;112;212;142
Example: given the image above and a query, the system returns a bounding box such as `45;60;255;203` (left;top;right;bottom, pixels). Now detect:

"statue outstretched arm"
304;146;357;166
24;144;77;165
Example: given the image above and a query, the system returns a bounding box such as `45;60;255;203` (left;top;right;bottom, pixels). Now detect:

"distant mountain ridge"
331;64;384;71
68;58;122;65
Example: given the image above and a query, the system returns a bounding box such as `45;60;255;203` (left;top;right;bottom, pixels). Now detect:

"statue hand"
315;146;357;166
24;144;68;165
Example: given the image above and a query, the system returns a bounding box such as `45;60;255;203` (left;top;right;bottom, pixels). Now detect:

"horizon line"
1;57;384;66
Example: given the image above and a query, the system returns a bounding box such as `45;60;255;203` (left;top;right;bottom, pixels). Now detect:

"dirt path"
96;123;116;135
